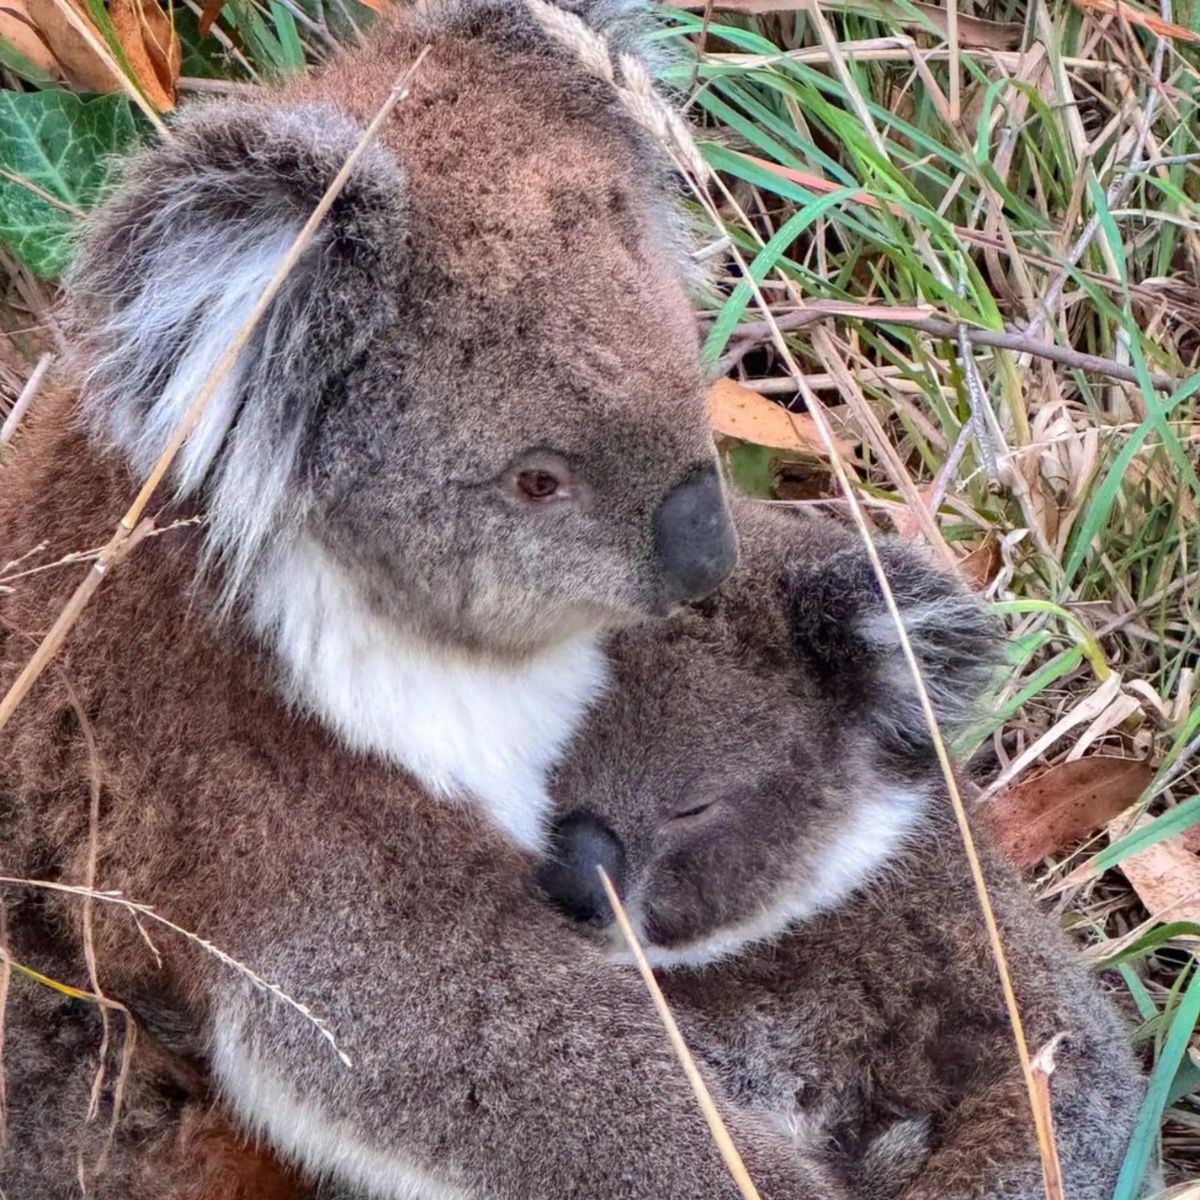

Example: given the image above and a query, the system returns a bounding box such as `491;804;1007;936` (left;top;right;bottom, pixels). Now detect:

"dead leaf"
986;756;1153;868
1115;814;1200;923
707;378;851;458
956;534;1001;591
0;2;62;79
197;0;226;38
1071;0;1198;41
110;0;179;109
30;0;115;94
31;0;179;109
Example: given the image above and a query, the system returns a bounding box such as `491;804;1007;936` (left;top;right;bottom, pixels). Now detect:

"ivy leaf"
0;90;141;278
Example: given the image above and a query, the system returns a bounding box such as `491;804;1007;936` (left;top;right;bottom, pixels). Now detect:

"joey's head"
66;0;735;663
538;502;1002;966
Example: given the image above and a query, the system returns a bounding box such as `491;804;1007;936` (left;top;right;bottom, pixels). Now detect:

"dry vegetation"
0;0;1199;1194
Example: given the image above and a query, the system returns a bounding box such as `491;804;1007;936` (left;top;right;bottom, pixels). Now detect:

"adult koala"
0;2;834;1197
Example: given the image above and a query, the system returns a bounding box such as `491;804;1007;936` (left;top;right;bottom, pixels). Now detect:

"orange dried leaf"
30;0;116;94
32;0;179;108
110;0;179;110
707;378;850;458
0;1;63;79
987;757;1153;868
197;0;226;37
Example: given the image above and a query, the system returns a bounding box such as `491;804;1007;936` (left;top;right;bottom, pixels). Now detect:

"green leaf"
0;91;141;278
0;37;56;87
724;442;777;498
1166;1053;1200;1109
1093;922;1200;970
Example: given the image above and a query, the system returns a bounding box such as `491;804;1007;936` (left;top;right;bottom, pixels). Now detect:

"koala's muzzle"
537;810;626;928
652;464;738;607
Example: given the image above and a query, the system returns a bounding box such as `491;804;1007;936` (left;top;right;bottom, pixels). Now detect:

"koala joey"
540;501;1147;1200
0;1;847;1197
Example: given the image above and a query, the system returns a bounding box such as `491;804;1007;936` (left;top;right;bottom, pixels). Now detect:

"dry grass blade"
0;48;431;739
1030;1035;1067;1200
597;867;762;1200
0;353;53;447
0;877;351;1068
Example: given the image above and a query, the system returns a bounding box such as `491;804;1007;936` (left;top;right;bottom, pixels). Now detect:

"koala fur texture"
0;1;843;1196
542;501;1147;1200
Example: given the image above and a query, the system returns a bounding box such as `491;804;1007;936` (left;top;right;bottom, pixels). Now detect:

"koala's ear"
782;540;1002;762
66;100;409;593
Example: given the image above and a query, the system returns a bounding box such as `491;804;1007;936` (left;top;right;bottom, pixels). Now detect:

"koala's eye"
506;452;581;507
669;799;718;826
516;469;563;501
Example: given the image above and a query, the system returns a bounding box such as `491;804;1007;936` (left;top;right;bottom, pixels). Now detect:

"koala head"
66;0;734;661
538;502;1001;966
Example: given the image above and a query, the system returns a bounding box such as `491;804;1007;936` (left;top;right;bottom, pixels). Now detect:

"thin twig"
0;50;431;737
721;309;1181;391
0;169;85;218
0;354;53;446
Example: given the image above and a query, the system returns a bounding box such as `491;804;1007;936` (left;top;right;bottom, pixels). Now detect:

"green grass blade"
1114;962;1200;1200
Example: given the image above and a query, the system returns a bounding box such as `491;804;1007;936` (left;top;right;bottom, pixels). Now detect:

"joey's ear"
66;101;409;595
782;540;1002;762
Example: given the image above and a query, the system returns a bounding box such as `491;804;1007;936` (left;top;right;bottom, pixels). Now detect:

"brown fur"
0;0;833;1193
0;416;814;1192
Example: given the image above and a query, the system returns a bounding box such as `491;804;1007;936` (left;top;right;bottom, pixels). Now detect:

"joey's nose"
652;464;738;606
536;811;626;929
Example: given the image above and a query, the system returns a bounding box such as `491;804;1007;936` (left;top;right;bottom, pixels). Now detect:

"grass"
1;0;1199;1192
664;0;1200;1186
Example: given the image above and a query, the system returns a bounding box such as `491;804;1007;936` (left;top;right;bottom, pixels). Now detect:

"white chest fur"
249;538;609;853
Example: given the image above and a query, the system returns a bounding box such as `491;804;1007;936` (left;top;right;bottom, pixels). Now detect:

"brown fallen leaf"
30;0;115;94
197;0;227;38
1115;815;1200;924
31;0;179;109
110;0;180;110
707;377;851;459
0;1;63;80
956;534;1001;591
986;756;1153;868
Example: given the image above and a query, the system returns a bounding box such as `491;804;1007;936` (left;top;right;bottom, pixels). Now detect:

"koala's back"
662;806;1142;1199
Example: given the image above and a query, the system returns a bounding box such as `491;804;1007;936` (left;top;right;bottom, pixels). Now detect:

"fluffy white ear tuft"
783;539;1002;763
66;100;410;601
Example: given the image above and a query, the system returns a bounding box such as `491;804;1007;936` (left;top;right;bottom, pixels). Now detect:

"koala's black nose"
652;463;738;606
536;810;627;929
